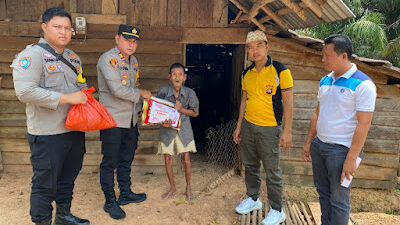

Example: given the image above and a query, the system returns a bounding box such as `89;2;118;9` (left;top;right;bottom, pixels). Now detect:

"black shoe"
104;190;126;220
35;220;51;225
118;190;147;205
54;202;90;225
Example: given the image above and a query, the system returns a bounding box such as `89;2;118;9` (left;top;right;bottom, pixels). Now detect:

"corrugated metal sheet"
242;0;355;29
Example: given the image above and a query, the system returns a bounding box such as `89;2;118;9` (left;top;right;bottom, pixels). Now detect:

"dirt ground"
0;157;399;225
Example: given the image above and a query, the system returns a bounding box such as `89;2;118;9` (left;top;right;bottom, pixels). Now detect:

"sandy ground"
0;158;399;225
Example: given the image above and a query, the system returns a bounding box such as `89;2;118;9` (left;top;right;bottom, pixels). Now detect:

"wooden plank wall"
0;35;182;173
1;0;228;28
119;0;228;27
1;0;100;22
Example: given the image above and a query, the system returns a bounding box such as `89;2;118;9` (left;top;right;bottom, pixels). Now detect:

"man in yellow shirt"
233;30;293;225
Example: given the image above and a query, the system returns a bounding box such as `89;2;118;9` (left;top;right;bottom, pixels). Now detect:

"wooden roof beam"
248;0;275;18
258;8;292;23
280;0;307;21
301;0;323;18
229;0;248;13
229;0;280;35
260;5;288;30
231;10;244;24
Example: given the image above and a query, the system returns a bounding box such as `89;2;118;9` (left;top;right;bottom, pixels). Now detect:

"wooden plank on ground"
308;202;321;225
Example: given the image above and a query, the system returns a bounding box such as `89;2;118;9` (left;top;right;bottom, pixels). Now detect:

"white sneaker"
235;197;262;214
262;207;286;225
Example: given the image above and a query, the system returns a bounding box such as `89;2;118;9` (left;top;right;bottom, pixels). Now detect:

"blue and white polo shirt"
316;64;377;148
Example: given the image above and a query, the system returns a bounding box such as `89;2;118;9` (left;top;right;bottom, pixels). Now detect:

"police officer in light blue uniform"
11;7;89;225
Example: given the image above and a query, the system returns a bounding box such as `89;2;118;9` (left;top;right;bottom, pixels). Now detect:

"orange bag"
65;87;117;131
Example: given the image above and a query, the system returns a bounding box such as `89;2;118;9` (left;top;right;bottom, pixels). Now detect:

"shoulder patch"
19;57;31;70
109;58;118;68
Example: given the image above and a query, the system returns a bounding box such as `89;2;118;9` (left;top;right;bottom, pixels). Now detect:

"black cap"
118;24;140;40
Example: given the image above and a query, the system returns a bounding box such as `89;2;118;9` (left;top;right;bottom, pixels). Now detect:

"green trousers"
240;119;283;211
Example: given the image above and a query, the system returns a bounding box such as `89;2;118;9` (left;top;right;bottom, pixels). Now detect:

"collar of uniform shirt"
166;84;188;98
328;63;357;81
113;46;130;62
250;55;272;71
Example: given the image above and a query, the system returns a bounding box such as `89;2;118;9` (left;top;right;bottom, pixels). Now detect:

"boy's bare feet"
185;187;193;201
162;187;176;199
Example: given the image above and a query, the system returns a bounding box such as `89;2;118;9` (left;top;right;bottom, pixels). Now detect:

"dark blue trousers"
99;124;138;193
28;131;85;223
310;137;363;225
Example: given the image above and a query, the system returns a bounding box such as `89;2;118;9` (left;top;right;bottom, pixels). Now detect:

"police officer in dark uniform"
11;8;89;225
97;24;151;219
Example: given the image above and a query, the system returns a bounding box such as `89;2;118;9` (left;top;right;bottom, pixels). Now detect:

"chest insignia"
109;58;118;68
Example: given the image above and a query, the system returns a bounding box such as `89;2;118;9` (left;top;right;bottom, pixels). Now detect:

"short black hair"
42;7;72;24
169;62;186;74
324;34;353;60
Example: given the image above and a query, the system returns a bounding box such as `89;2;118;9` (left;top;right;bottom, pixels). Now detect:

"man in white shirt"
302;34;376;225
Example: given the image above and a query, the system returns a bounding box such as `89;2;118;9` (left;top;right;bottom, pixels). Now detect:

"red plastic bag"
65;87;117;131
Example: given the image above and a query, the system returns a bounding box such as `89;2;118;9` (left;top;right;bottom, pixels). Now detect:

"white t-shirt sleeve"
355;80;376;112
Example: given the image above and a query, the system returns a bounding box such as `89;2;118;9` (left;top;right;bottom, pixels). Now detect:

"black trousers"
27;131;85;223
99;124;139;193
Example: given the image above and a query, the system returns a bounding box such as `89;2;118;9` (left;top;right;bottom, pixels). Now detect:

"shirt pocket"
44;63;64;88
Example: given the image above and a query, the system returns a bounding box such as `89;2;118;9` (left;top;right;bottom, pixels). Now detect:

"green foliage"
297;0;400;67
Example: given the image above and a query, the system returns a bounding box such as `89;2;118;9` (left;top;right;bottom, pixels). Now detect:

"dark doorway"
185;44;245;153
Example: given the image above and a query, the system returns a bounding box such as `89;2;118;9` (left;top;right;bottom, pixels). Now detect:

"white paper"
147;100;180;127
340;156;362;188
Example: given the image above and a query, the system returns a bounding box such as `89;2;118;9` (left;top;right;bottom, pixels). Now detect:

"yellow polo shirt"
242;56;293;126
